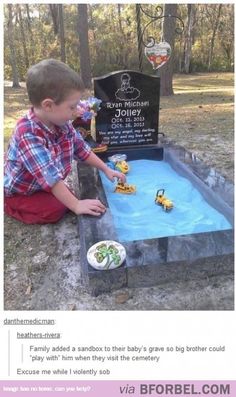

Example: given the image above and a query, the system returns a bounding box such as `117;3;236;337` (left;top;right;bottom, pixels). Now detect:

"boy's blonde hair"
26;59;84;106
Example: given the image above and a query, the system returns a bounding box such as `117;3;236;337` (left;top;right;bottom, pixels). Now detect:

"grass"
4;84;29;148
159;73;234;180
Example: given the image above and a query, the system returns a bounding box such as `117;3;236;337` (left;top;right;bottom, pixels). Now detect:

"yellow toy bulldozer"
114;181;136;194
155;189;173;211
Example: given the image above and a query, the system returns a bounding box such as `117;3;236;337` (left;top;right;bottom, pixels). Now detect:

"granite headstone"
94;70;160;147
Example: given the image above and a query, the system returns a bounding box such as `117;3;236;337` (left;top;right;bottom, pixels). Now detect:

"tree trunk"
49;4;59;36
25;4;34;57
117;4;123;34
7;4;21;88
208;4;222;72
183;4;195;73
25;4;32;33
88;5;97;57
17;5;29;69
159;4;177;96
77;4;92;88
58;5;66;62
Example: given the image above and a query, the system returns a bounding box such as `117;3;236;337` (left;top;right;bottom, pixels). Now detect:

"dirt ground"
4;73;234;311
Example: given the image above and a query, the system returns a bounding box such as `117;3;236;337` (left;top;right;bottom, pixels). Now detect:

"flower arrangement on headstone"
72;96;107;153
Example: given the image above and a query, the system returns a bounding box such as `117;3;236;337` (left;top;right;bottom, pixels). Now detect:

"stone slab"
77;144;234;296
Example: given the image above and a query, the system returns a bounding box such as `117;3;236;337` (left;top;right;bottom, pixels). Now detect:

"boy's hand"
103;167;126;183
75;199;106;216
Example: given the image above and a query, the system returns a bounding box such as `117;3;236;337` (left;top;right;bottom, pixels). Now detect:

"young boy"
4;59;125;224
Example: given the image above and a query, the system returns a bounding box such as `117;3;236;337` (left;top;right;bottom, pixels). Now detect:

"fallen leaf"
25;284;32;295
68;304;76;310
115;291;130;304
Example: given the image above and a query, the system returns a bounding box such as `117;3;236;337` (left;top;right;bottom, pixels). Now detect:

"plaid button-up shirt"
4;108;91;196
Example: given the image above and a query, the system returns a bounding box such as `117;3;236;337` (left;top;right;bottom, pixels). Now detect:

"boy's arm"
72;127;125;182
17;129;106;216
51;180;106;216
84;151;126;182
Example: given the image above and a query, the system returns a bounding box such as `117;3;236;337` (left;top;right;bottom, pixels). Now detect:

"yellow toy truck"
108;154;130;174
155;189;173;211
115;160;129;174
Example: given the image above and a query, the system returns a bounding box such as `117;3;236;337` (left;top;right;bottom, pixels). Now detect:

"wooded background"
4;3;234;94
